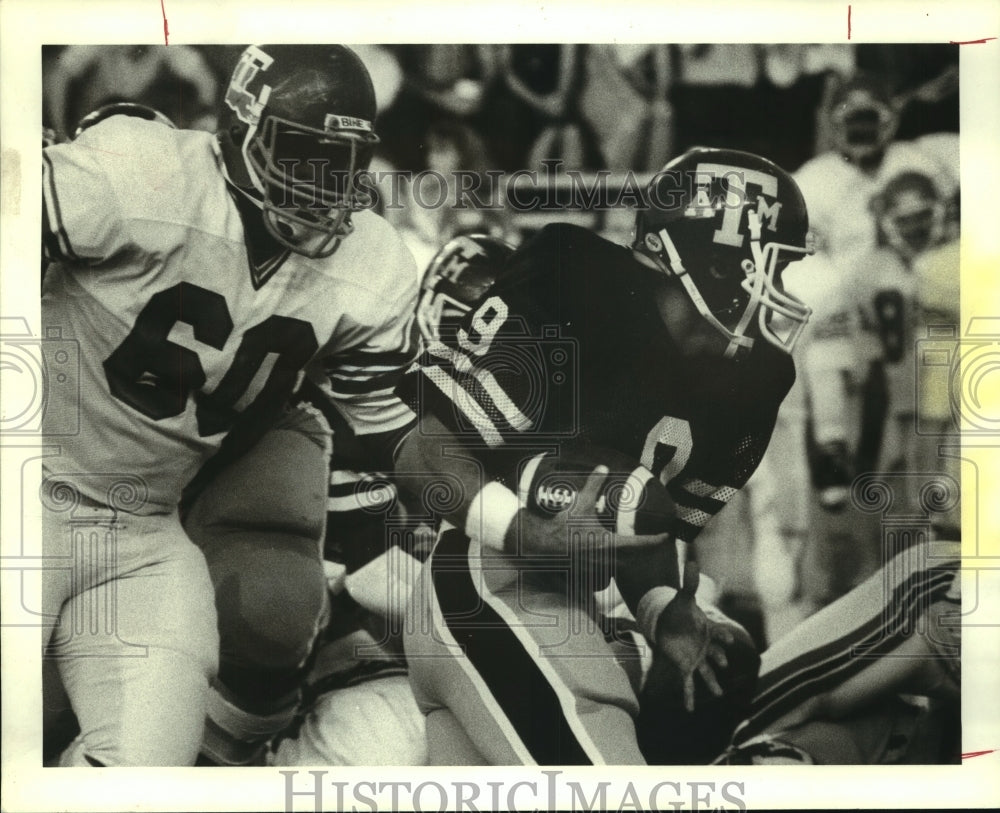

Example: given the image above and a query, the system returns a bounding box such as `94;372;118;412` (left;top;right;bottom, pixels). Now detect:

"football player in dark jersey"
395;147;816;764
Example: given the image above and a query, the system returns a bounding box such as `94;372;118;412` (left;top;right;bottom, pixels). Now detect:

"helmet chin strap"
655;228;756;359
219;158;265;210
240;85;271;196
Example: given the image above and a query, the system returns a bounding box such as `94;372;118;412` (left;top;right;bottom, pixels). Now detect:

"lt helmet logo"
225;45;274;126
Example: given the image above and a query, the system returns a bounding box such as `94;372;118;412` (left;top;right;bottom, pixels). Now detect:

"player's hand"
652;560;734;713
510;466;670;556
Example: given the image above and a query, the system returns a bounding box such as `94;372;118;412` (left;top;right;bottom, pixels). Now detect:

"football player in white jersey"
754;73;961;627
790;168;960;623
41;44;419;767
794;72;958;278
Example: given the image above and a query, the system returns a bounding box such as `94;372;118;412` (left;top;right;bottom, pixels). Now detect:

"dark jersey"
403;223;796;543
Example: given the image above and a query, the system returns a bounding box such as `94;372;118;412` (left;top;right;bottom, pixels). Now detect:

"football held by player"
395;147;816;764
41;44;419;767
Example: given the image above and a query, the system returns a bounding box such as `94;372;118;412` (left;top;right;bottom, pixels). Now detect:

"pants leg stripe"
431;528;594;765
735;564;956;743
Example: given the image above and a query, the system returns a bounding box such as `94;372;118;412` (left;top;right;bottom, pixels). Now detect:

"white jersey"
42;116;418;512
912;239;960;423
794;135;958;276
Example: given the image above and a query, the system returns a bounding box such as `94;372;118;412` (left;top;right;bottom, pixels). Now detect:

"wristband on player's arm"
634;572;720;643
464;479;602;554
464;481;523;551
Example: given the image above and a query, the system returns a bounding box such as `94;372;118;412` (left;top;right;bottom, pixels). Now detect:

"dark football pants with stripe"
404;526;647;765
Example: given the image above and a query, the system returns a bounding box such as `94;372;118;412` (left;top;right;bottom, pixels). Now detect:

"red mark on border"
847;5;852;40
961;749;997;759
160;0;169;45
950;37;997;45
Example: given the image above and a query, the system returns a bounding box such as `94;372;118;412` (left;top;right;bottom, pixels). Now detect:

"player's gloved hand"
643;560;734;713
504;466;671;556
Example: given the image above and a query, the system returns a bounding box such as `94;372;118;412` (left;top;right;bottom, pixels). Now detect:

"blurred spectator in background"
382;118;506;271
45;45;218;141
795;70;958;271
911;189;962;541
857;171;950;477
376;45;499;172
579;44;674;172
484;45;603;171
353;44;405;115
669;44;761;157
855;44;960;142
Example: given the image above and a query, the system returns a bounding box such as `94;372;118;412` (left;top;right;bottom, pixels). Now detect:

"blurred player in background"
41;44;418;767
45;45;219;141
396;147;815;764
749;71;960;630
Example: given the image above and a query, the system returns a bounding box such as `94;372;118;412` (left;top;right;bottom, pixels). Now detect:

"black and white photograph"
2;1;999;811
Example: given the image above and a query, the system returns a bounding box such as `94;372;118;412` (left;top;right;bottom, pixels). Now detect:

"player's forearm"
394;415;499;533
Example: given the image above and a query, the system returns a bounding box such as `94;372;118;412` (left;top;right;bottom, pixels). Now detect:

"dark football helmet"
73;102;176;139
828;73;900;165
417;233;515;344
632;147;814;358
870;171;946;261
217;44;380;259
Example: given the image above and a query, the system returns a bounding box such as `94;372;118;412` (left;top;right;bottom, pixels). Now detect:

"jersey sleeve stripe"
756;556;958;694
667;484;728;516
425;346;534;438
329;470;364;487
680;477;736;501
42;152;81;263
422;365;504;447
325;369;408;396
352;396;409;408
335;363;408;373
675;505;715;529
327;494;363;513
322;389;398;403
468;366;534;433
